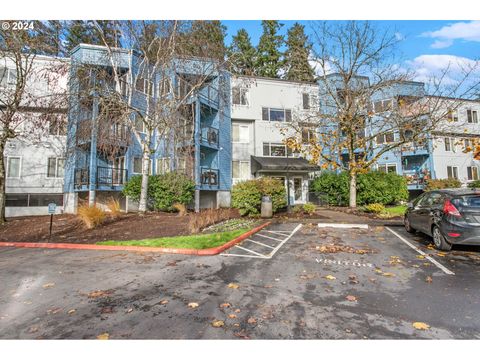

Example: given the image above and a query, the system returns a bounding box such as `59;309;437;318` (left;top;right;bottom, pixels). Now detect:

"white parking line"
265;224;303;259
255;233;284;242
264;230;290;236
386;227;455;275
246;239;275;249
234;245;269;258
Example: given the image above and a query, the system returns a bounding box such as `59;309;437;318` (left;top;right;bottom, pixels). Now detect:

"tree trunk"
0;141;7;224
138;148;150;213
349;170;357;208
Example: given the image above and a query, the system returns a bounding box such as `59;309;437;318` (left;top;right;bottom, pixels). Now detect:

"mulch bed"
326;206;403;220
0;212;191;244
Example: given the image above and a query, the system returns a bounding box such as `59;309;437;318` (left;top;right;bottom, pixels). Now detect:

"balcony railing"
200;167;219;186
74;168;89;187
400;142;428;153
201;126;219;147
198;85;219;107
97;166;128;187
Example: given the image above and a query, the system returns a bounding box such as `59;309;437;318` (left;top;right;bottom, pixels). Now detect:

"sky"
222;20;480;87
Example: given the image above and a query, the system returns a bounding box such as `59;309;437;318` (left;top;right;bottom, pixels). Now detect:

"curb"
0;221;271;256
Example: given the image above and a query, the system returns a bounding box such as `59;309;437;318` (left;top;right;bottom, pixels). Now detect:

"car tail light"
443;199;461;217
447;232;461;237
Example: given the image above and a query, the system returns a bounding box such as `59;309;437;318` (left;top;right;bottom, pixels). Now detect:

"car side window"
413;194;426;207
430;193;445;206
417;193;432;207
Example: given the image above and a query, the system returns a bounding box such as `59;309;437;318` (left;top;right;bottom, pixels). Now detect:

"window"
376;131;394;145
7;157;20;178
232;160;249;179
158;78;171;97
5;194;28;207
263;142;292;157
465;138;473;151
134;114;145;133
261;107;292;122
135;76;153;96
133;157;143;174
467;109;478;124
28;194;64;207
447;108;458;122
302;93;310;110
157;157;171;174
372;99;393;113
447;166;459;180
301;128;316;143
48;116;67;136
47;158;65;178
0;67;17;87
377;163;397;174
467;166;479;181
232;124;249;143
232;87;248;106
444;137;452;152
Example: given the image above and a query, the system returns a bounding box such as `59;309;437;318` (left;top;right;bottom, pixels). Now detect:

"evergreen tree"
65;20;119;52
227;28;256;76
256;20;284;78
184;20;227;60
32;21;66;56
284;23;315;82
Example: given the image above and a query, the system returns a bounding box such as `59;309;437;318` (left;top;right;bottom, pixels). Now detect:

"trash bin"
261;195;272;218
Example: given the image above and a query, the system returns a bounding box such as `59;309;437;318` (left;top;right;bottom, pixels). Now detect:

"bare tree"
285;21;480;208
0;24;68;224
82;20;227;213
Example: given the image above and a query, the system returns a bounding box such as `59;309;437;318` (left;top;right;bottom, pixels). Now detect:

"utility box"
261;195;273;218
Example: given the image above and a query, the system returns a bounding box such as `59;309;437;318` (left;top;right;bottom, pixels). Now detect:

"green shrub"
122;172;195;211
231;177;287;216
425;178;461;191
302;203;316;215
468;180;480;188
311;171;408;206
292;205;303;214
363;203;385;214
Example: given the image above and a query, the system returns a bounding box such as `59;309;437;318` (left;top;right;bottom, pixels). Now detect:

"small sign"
48;203;57;214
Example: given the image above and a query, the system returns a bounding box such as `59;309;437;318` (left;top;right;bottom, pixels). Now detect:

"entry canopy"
250;156;320;174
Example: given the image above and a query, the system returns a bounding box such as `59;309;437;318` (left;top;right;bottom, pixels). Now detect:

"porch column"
88;96;99;206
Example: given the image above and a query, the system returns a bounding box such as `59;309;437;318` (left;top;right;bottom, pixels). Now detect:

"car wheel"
432;225;452;251
404;216;415;233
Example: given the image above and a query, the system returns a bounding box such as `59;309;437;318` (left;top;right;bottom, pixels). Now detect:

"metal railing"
97;166;128;187
201;126;219;147
200;167;219;186
401;142;428;153
74;168;89;187
198;84;219;106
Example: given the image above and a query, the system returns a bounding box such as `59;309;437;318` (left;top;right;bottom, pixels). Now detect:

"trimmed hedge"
311;171;409;206
122;172;195;211
467;180;480;188
231;177;287;216
425;178;462;191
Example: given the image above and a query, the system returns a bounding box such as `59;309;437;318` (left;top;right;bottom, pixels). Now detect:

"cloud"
422;21;480;48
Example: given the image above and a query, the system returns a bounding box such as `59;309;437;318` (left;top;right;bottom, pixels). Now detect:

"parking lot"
1;220;480;339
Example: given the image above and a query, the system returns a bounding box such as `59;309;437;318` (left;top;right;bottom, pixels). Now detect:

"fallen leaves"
382;272;395;277
227;283;239;289
87;290;114;298
436;253;446;257
348;275;359;284
42;283;55;289
316;244;375;254
228;314;237;319
187;302;199;309
247;317;257;324
96;332;110;340
324;275;336;280
389;256;401;265
425;276;433;283
67;309;76;315
346;295;357;302
219;303;231;309
211;320;225;328
416;255;425;260
126;308;133;313
412;322;430;330
159;299;169;305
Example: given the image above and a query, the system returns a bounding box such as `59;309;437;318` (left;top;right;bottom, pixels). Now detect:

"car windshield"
452;195;480;209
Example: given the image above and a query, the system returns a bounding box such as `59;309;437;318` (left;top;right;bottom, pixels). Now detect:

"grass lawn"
96;228;250;249
384;205;407;216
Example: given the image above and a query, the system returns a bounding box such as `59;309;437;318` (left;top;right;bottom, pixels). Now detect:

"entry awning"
250;156;320;174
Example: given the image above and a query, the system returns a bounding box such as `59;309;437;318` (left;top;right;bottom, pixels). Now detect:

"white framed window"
447;166;459;180
0;67;17;87
377;163;397;174
232;160;250;180
447;108;459;122
48;115;67;136
47;158;65;178
301;128;316;143
133;114;145;134
133;157;143;174
464;138;473;151
135;76;153;97
158;78;171;97
444;137;457;152
376;131;394;145
302;93;310;110
157;157;171;174
261;107;292;122
467;109;478;124
372;99;393;113
467;166;479;181
262;142;292;157
7;157;21;178
232;124;249;143
232;87;248;106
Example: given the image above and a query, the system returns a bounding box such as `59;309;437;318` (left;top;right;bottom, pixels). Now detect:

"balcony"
200;167;219;187
198;85;219;108
403;168;430;189
200;126;219;148
400;142;429;156
74;167;128;190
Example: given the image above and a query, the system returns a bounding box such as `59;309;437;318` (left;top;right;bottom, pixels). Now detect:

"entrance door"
293;177;303;204
113;157;125;185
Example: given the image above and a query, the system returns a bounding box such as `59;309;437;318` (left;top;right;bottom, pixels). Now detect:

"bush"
302;203;317;215
106;197;121;218
188;208;240;233
363;203;385;214
231;178;287;216
467;180;480;188
425;178;462;191
122;172;195;211
77;205;106;229
311;171;408;206
292;205;303;214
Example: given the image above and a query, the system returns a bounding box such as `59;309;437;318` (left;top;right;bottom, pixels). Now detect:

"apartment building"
1;55;69;217
63;44;231;213
230;76;320;205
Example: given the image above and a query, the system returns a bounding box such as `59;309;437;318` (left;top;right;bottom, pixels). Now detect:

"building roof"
251;156;320;173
